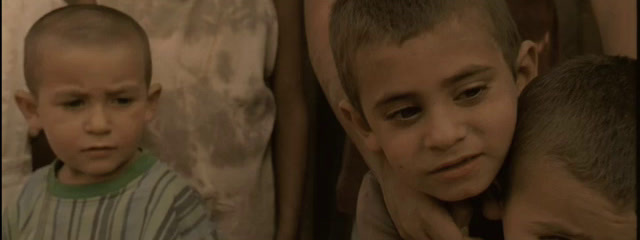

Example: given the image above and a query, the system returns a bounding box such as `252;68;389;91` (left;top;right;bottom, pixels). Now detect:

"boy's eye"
388;106;421;121
62;99;85;109
455;85;488;101
539;236;571;240
114;97;133;105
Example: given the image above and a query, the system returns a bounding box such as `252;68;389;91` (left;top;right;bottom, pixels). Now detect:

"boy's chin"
421;180;492;202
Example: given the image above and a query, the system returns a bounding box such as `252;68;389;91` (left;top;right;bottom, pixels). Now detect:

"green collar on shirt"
47;149;156;199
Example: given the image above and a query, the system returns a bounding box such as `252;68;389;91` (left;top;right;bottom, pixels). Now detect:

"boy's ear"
14;90;42;137
338;100;381;152
514;40;539;94
144;84;162;122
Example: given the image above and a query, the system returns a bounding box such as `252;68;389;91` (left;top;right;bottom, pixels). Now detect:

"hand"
378;165;466;240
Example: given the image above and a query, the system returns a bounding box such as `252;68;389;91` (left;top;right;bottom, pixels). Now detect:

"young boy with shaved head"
2;5;216;239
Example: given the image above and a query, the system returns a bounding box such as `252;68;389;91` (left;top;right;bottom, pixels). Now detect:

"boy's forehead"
36;33;143;53
33;37;145;68
352;21;506;97
32;42;146;89
352;8;503;70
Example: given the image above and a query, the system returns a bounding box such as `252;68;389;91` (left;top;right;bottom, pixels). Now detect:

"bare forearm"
304;0;384;176
273;0;307;239
274;106;308;239
591;0;637;58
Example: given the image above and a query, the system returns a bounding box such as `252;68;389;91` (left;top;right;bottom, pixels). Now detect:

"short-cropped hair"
24;5;151;93
509;55;636;210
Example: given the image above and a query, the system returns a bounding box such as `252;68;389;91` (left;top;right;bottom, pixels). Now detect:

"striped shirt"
2;151;217;240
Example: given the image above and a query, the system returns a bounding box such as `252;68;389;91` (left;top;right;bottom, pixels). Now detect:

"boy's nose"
84;106;112;135
423;110;466;151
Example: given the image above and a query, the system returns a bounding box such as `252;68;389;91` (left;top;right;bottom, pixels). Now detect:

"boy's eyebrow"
51;88;88;98
534;222;591;240
441;65;492;88
50;83;142;97
106;83;142;95
373;92;416;111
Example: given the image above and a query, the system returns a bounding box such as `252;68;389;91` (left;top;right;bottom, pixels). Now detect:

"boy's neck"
449;200;474;229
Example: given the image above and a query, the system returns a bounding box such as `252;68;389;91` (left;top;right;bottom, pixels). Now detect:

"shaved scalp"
24;4;151;93
508;55;636;210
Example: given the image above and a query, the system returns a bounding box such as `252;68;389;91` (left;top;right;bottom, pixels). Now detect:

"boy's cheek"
376;130;441;190
379;133;427;171
383;154;432;195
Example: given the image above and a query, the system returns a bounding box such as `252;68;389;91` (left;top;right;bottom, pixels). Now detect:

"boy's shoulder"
11;164;53;207
2;163;53;227
132;156;217;238
25;162;51;187
129;155;208;207
6;152;205;208
16;153;202;204
138;157;200;194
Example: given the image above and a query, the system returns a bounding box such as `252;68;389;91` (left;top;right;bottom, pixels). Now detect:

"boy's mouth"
83;146;116;151
429;153;482;179
82;146;117;157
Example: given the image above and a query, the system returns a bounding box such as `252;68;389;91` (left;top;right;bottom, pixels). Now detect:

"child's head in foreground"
501;55;637;240
15;5;161;185
329;0;539;201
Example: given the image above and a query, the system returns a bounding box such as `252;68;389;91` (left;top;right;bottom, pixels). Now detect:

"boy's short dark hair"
329;0;522;113
508;55;636;210
24;5;151;93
